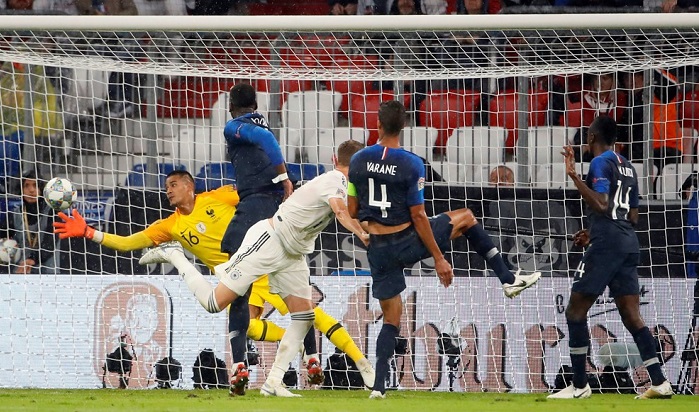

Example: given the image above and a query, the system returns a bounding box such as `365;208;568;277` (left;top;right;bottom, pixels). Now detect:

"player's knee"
564;305;586;323
450;208;478;231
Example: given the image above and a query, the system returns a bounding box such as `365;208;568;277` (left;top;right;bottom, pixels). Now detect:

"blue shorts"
368;214;453;300
571;246;640;298
220;192;284;255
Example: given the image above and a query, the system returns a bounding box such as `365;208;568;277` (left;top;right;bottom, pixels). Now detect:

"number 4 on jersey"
368;178;391;218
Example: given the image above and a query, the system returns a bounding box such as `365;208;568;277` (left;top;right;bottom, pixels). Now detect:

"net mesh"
0;16;697;394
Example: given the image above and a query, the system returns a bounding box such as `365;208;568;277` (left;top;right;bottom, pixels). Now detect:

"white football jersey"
273;170;347;256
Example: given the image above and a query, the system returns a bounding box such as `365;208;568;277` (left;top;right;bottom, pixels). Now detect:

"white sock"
173;253;221;313
266;310;315;386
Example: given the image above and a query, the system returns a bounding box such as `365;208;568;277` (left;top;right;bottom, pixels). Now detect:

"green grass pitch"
0;389;697;412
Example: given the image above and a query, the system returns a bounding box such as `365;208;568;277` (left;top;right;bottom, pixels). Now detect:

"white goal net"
0;14;697;394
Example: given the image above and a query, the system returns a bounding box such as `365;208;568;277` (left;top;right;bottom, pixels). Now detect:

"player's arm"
53;209;156;252
225;121;292;198
405;156;453;287
347;182;359;219
562;145;608;213
410;204;453;287
329;197;369;246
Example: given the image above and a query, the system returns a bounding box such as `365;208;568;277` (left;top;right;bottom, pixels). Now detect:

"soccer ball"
0;238;20;264
43;177;77;211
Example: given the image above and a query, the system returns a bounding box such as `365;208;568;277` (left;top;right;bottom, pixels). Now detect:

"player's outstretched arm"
329;197;370;247
409;204;453;287
53;209;154;252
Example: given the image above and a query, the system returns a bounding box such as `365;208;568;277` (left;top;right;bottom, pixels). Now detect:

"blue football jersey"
585;150;639;250
349;145;425;226
223;113;285;198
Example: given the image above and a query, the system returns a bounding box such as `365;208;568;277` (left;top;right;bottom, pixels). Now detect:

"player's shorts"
571;245;640;298
249;276;289;316
216;219;312;301
220;191;284;255
368;213;453;300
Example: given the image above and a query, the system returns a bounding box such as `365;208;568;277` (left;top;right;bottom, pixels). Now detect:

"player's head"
164;170;195;208
377;100;406;139
335;140;365;167
229;83;257;114
21;169;42;204
489;165;515;187
588;116;617;150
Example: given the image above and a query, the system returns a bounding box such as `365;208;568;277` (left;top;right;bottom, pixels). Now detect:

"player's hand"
561;145;577;178
434;257;453;288
359;232;370;247
282;179;294;201
15;258;35;274
53;209;95;240
573;229;590;248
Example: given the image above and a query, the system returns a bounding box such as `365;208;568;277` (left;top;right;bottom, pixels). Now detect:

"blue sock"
631;326;666;386
374;323;399;394
303;327;318;356
464;224;515;284
228;295;250;365
567;319;590;389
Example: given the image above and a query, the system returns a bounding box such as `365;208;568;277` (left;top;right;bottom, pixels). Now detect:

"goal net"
0;14;697;394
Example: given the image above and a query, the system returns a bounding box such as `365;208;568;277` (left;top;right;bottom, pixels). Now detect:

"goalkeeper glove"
53;209;96;240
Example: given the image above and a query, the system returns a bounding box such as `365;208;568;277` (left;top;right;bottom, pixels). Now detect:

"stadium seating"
630;162;657;198
126;163;186;188
158;76;235;119
489;90;549;149
443;126;507;184
176;127;227;172
418;90;481;152
659;163;697;200
195;162;236;192
533;162;589;189
278;128;302;163
349;92;411;146
282;91;341;131
402;127;439;162
209;90;271;128
287;163;326;182
306;127;368;168
522;126;576;166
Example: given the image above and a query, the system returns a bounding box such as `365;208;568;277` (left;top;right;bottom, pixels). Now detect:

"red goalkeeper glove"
53;209;95;240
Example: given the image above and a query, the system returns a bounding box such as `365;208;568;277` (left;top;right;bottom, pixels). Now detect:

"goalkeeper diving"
53;170;375;388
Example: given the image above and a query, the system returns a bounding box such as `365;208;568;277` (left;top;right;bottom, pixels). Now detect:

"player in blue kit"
347;101;541;399
219;83;297;395
549;116;673;400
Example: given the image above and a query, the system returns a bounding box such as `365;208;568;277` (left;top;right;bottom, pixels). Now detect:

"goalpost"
0;14;697;393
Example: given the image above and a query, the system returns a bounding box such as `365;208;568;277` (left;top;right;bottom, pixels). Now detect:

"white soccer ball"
43;177;77;211
0;238;20;264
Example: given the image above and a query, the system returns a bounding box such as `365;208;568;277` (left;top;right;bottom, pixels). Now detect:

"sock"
229;296;250;365
374;323;399;394
176;257;221;313
631;326;666;386
464;224;515;284
303;326;318;358
248;318;286;342
266;310;315;386
567;319;590;389
315;307;364;363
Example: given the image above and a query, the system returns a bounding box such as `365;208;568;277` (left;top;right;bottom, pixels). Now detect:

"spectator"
133;0;186;14
3;0;33;10
661;0;699;12
457;0;502;14
0;62;29;188
76;0;139;118
329;0;358;14
489;165;515;187
32;0;78;13
617;71;644;162
9;170;59;274
650;69;682;171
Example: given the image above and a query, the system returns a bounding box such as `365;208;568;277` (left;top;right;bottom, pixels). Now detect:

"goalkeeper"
53;170;375;390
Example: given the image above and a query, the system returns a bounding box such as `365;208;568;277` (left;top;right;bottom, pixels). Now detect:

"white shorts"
215;219;311;300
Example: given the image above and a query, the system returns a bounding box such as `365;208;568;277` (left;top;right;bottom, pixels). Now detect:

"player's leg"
261;261;314;398
550;249;615;399
220;193;283;394
611;253;672;399
139;242;240;313
371;295;402;399
442;209;540;297
313;306;375;388
247;280;286;343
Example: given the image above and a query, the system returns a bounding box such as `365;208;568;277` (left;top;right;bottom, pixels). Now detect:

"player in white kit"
139;140;368;397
